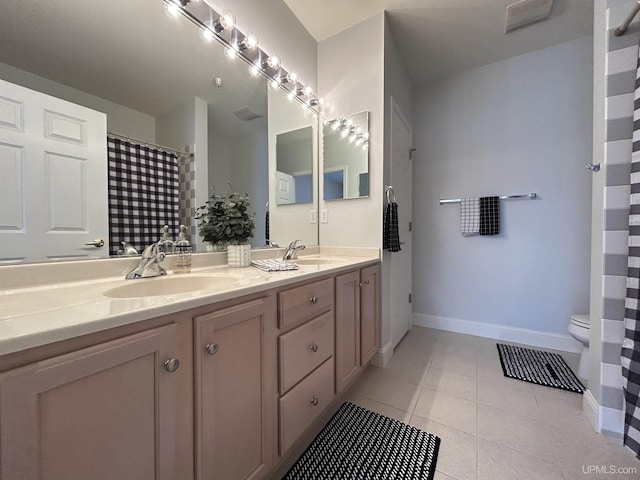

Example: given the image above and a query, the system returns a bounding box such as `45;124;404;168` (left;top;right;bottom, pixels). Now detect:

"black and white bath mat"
283;402;440;480
497;344;585;393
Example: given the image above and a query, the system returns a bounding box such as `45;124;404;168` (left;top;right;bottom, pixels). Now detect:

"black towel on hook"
383;202;402;252
479;196;500;235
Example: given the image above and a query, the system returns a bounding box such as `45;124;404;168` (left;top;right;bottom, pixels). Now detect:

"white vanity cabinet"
335;264;380;394
276;278;336;455
0;259;381;480
0;323;184;480
193;295;276;480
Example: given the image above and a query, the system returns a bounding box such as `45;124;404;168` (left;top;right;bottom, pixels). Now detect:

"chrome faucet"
282;239;306;260
125;243;167;279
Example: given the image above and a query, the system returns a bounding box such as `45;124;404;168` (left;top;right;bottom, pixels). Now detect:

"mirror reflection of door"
322;111;369;201
275;126;314;205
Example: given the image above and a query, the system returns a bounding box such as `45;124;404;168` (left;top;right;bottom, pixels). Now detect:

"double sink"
102;256;346;299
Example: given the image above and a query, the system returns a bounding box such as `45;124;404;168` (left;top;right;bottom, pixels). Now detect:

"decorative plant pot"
227;244;251;268
206;242;228;252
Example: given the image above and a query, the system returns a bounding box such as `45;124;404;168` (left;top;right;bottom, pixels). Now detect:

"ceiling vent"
505;0;554;33
233;106;262;122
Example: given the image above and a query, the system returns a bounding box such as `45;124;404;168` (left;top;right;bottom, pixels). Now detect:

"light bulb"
219;9;236;30
340;128;350;138
331;120;341;131
200;27;214;42
224;43;238;60
166;2;180;18
267;54;281;69
287;89;296;101
355;136;364;146
302;85;312;96
287;71;298;83
244;33;258;50
270;76;281;90
249;61;261;77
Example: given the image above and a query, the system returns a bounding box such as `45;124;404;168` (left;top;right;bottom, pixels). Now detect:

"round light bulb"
287;71;298;83
249;61;261;77
200;27;214;42
219;9;236;30
267;54;281;69
287;90;296;101
245;33;258;50
302;85;312;96
166;2;180;18
331;120;341;131
224;44;237;60
270;77;281;90
340;129;349;138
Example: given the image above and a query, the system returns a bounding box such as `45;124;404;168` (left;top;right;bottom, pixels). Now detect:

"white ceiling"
284;0;594;85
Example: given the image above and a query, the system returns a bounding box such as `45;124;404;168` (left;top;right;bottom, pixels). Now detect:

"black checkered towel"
479;196;500;235
383;202;401;252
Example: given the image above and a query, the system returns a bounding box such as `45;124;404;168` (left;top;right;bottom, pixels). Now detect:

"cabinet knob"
309;344;319;353
164;358;180;373
310;397;319;406
310;296;318;304
364;280;370;285
206;343;219;355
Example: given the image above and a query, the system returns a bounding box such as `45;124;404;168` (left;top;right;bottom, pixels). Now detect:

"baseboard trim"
413;313;582;354
583;389;600;432
370;341;393;368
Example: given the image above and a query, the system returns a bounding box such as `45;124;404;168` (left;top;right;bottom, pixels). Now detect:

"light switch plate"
310;209;317;224
320;209;328;223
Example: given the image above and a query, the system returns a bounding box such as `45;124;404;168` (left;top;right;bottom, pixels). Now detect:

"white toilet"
568;314;590;379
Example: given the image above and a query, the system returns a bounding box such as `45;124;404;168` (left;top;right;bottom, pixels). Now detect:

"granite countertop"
0;247;379;356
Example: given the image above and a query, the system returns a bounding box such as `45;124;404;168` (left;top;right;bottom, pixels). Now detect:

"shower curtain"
623;43;640;460
107;137;180;255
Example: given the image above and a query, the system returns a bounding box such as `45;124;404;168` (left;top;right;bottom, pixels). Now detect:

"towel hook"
385;185;396;204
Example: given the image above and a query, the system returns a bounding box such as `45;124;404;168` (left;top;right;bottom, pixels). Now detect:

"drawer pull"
310;397;319;406
206;343;219;356
309;344;319;352
364;280;370;285
164;358;180;373
310;296;318;304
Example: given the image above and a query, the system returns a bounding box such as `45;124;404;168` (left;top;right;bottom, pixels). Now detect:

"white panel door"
0;79;108;263
389;100;413;349
275;170;296;204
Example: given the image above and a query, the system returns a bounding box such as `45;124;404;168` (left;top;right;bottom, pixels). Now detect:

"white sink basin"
103;275;237;298
295;257;344;266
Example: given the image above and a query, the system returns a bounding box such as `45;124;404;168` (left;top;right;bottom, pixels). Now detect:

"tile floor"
344;327;639;480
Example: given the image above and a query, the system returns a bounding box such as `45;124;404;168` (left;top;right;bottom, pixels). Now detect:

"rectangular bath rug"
497;343;585;393
283;402;440;480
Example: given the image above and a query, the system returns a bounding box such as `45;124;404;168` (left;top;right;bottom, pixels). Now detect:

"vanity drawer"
279;357;335;455
278;278;334;329
279;310;334;394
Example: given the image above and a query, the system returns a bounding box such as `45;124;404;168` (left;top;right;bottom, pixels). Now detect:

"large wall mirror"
0;0;319;263
322;111;370;201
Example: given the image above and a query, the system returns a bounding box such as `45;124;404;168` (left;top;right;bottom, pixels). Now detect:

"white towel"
460;198;479;237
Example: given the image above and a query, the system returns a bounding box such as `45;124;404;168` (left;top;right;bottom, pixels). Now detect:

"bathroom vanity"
0;249;380;480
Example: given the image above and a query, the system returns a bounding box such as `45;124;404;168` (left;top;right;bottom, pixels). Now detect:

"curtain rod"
439;193;537;205
107;131;192;157
615;1;640;36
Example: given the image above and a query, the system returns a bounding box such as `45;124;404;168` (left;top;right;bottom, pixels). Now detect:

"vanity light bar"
162;0;322;114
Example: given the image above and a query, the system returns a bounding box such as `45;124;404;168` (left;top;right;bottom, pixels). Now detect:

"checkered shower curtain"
623;44;640;460
107;137;180;255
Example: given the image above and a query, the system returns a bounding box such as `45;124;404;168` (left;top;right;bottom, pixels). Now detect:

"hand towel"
383;202;401;252
479;196;500;235
460;198;480;237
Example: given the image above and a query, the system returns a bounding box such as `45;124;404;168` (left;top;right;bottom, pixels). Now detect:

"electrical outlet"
320;209;328;223
310;209;317;224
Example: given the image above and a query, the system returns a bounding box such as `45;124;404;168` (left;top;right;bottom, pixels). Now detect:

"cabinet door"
194;296;275;480
0;324;180;480
360;265;380;366
335;270;361;394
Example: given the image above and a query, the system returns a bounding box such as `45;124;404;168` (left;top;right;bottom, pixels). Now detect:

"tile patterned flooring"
344;327;639;480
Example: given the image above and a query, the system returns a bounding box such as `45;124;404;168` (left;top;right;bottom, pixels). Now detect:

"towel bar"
439;193;537;205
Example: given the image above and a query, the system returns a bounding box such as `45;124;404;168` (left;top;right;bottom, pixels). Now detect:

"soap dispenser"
158;225;175;255
173;224;192;274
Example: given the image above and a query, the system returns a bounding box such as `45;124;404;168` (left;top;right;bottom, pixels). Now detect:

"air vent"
505;0;553;33
233;106;262;122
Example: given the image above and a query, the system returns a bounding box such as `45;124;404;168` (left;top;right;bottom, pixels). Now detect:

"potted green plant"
195;188;255;267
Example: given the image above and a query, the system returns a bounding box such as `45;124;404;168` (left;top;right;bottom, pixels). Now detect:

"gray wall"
412;36;593;335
